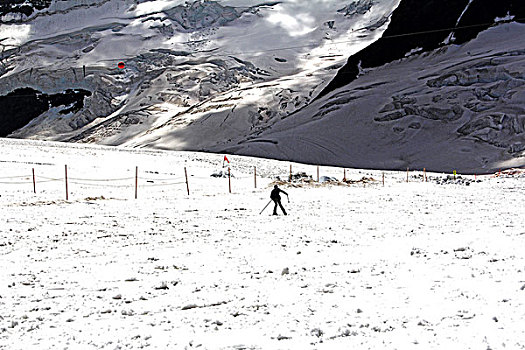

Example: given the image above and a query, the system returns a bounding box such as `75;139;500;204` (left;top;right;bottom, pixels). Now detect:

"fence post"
32;168;36;194
382;172;385;187
254;166;257;189
65;165;69;200
343;169;346;182
289;164;292;182
424;168;427;182
184;167;190;196
406;167;409;183
317;166;319;182
228;167;231;193
135;166;138;199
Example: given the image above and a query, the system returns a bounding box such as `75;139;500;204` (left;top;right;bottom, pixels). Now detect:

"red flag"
224;155;230;163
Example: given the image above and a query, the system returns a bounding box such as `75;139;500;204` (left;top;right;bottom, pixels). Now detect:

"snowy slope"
1;138;524;349
220;22;525;173
1;0;399;146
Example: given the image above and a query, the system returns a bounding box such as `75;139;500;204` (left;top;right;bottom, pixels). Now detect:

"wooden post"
382;172;385;187
228;167;231;193
65;165;69;200
32;168;36;194
424;168;427;182
289;164;292;182
135;166;138;199
254;166;257;189
83;65;86;78
184;167;190;196
343;169;347;182
317;166;319;182
406;167;409;183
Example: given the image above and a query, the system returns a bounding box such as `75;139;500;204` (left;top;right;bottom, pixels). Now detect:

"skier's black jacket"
270;186;288;200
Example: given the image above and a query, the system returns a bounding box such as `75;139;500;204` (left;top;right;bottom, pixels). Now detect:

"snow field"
1;138;524;349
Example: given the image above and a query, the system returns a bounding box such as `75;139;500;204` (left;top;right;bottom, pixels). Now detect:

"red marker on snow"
222;155;230;169
117;61;125;69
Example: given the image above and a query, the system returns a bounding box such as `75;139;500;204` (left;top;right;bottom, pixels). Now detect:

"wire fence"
0;161;508;202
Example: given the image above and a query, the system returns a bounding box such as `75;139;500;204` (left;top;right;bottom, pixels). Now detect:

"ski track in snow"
0;139;524;349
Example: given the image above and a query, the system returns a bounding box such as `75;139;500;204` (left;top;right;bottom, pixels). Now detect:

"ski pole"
259;200;272;215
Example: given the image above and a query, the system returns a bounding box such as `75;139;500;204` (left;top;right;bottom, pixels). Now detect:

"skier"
270;185;288;216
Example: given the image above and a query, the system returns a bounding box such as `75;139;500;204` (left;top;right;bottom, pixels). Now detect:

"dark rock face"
0;0;52;21
320;0;525;97
452;0;525;43
0;88;91;137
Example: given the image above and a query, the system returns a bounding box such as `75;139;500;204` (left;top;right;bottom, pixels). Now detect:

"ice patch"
495;12;515;23
265;10;316;37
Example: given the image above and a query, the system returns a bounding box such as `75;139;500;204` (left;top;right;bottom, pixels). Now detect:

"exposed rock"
337;0;374;17
0;88;91;137
181;304;199;310
0;0;52;21
311;328;324;337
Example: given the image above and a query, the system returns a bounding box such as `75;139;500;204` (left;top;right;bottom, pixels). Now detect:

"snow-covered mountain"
1;0;524;173
0;0;398;139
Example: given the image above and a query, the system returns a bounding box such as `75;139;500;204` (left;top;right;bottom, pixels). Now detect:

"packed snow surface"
1;138;524;349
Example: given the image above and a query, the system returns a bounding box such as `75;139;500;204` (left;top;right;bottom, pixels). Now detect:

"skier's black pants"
272;199;287;215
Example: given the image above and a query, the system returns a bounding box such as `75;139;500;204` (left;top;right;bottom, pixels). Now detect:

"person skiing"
270;185;288;215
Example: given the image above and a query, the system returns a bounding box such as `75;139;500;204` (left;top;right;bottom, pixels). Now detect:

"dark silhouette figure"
270;185;288;215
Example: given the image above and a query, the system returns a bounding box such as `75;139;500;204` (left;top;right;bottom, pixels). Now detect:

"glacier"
1;0;399;148
1;0;524;173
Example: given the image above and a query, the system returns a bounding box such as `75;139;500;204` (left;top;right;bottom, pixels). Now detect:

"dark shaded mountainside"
0;0;52;19
0;88;91;137
320;0;525;97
